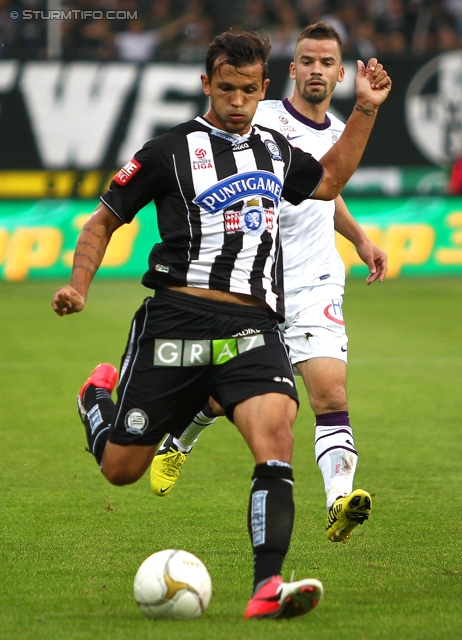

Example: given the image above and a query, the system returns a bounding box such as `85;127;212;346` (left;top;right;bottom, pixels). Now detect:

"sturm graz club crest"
406;51;462;165
125;408;149;434
240;198;266;236
264;139;282;161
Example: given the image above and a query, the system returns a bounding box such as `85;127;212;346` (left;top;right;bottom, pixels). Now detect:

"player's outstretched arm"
313;59;392;201
52;202;124;316
334;195;388;284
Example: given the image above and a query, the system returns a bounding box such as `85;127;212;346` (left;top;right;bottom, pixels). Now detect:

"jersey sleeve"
100;136;170;223
282;146;324;205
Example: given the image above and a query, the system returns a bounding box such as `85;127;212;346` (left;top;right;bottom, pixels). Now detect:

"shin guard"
79;386;115;465
248;462;294;591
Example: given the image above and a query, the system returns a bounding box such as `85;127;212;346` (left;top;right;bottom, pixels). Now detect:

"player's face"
290;38;344;106
202;58;269;134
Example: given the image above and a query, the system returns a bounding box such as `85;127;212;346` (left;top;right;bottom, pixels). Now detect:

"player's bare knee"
310;387;347;415
209;396;225;416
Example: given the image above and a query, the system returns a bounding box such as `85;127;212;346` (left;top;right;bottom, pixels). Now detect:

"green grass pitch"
0;278;460;640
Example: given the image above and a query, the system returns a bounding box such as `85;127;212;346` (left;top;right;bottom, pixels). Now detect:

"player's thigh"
112;364;211;444
211;330;298;422
108;296;213;448
211;331;299;462
283;285;348;366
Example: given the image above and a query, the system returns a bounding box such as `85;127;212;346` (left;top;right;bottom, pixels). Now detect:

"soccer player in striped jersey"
152;24;388;543
53;31;391;619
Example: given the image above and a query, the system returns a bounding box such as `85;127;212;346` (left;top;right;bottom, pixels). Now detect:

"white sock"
174;411;217;452
314;423;358;509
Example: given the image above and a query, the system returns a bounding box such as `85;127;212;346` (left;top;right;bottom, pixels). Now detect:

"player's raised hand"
355;58;392;109
52;285;85;316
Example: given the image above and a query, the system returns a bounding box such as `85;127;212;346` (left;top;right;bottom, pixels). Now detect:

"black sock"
81;385;116;465
248;462;294;593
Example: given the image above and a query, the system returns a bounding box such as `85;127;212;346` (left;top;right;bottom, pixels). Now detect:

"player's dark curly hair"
296;22;343;56
205;31;271;80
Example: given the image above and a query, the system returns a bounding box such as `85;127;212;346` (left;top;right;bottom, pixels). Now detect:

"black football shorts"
108;288;298;446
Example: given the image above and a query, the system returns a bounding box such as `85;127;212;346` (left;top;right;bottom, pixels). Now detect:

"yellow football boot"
326;489;371;542
150;434;189;496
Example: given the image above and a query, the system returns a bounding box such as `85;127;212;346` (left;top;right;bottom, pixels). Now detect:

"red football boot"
244;575;324;619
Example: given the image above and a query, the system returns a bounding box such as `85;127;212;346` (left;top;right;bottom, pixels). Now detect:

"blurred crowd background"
1;0;462;62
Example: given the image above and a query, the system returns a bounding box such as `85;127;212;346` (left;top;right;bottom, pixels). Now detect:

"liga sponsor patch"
113;158;141;186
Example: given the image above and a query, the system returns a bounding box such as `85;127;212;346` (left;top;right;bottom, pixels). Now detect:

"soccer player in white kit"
151;23;388;543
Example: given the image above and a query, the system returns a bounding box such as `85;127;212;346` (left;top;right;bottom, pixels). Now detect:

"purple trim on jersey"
282;98;331;130
315;411;350;427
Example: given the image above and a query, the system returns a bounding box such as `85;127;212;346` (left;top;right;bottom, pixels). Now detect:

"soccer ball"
134;549;212;619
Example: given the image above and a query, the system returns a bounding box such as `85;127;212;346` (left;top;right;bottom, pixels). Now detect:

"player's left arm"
312;59;392;200
334;195;388;284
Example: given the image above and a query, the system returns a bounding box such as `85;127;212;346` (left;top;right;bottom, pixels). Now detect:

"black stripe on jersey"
271;227;285;319
252;124;293;175
248;133;281;306
172;138;202;264
209;135;243;290
249;229;272;300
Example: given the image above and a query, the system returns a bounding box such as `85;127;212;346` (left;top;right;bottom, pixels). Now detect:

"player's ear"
289;61;296;80
201;73;211;96
338;64;345;83
261;78;270;99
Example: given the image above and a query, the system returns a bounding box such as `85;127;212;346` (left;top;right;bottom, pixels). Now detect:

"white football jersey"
254;99;346;292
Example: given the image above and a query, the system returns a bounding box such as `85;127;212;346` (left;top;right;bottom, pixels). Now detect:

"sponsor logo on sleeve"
155;264;169;273
264;139;282;161
113;158;141;186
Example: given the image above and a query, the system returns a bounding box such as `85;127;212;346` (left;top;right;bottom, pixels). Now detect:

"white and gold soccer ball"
134;549;212;619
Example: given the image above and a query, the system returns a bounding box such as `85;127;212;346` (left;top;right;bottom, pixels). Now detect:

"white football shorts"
281;283;348;366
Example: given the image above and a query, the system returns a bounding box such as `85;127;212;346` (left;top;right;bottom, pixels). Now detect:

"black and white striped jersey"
101;116;324;319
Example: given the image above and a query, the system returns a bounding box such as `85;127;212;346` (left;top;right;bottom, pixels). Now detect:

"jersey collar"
196;116;253;142
282;98;331;130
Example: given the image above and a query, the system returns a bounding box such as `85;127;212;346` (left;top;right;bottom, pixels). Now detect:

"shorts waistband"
153;287;277;321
